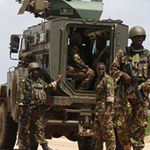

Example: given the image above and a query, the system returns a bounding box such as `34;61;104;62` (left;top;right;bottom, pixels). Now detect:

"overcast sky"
0;0;150;84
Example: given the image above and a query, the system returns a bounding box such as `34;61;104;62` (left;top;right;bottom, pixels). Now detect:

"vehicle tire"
0;102;18;149
78;137;96;150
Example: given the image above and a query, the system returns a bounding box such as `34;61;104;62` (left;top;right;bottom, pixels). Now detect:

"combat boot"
41;143;53;150
123;144;131;150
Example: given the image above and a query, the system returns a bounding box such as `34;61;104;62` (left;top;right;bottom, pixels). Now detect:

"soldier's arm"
104;76;114;116
16;80;26;106
16;80;27;117
45;74;62;90
74;53;88;70
106;76;114;104
110;49;123;80
148;50;150;79
72;46;88;70
138;79;150;97
138;51;150;96
110;49;130;83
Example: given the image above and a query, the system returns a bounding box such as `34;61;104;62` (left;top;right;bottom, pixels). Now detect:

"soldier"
110;26;150;150
16;62;62;150
94;62;116;150
67;30;94;90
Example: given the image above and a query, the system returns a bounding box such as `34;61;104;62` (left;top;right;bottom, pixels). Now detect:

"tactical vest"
32;81;47;101
124;47;150;83
25;78;47;102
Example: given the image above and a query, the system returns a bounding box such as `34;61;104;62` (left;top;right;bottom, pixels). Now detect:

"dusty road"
14;136;78;150
37;136;78;150
14;135;150;150
143;136;150;150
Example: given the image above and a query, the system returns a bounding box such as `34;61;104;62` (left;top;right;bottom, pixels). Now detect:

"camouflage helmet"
28;62;40;72
129;26;146;39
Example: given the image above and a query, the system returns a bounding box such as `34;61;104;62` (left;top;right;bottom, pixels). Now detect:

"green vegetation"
145;115;150;136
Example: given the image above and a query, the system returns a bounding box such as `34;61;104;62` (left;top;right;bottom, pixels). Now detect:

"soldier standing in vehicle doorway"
16;62;62;150
110;26;150;150
94;62;116;150
67;30;95;90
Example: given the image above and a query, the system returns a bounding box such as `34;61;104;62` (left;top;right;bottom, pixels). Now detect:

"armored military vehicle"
0;0;128;149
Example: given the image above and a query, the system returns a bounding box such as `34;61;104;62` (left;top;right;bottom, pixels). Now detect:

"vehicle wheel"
0;102;18;149
78;137;96;150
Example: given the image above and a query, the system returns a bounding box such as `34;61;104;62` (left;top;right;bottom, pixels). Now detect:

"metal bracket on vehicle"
78;109;95;137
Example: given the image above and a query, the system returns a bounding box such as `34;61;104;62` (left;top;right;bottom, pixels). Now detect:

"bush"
145;115;150;136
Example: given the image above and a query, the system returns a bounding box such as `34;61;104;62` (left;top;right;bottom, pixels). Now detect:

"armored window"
39;32;46;42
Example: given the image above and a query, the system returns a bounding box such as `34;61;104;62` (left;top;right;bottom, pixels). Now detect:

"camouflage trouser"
128;93;149;150
130;127;145;150
94;106;116;150
18;106;47;150
115;107;132;146
130;107;148;150
67;66;94;89
114;85;132;146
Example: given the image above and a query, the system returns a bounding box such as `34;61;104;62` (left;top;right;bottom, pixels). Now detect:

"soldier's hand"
104;111;110;117
121;72;131;85
103;111;110;122
56;74;62;85
138;83;149;97
82;68;88;73
19;106;24;117
81;65;89;72
88;68;95;76
104;105;111;119
138;84;143;91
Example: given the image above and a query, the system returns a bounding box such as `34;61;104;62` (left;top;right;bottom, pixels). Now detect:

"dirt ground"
14;136;78;150
14;135;150;150
143;136;150;150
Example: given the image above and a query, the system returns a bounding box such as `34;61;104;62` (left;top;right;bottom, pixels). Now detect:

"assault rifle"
126;47;144;106
128;63;144;105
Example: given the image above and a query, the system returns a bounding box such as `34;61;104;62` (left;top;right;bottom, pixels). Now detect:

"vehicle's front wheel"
0;102;18;149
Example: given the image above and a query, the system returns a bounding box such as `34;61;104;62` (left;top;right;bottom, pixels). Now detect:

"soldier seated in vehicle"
67;30;95;90
92;31;110;71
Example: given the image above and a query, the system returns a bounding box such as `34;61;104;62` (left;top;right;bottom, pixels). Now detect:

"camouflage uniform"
94;73;116;150
67;45;94;89
110;46;150;150
17;76;57;150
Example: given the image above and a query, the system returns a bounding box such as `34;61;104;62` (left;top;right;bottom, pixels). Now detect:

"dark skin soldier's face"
71;32;83;45
31;68;40;79
96;64;106;78
131;35;145;49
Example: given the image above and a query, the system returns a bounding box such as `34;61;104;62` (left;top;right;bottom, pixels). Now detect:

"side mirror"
10;35;20;53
